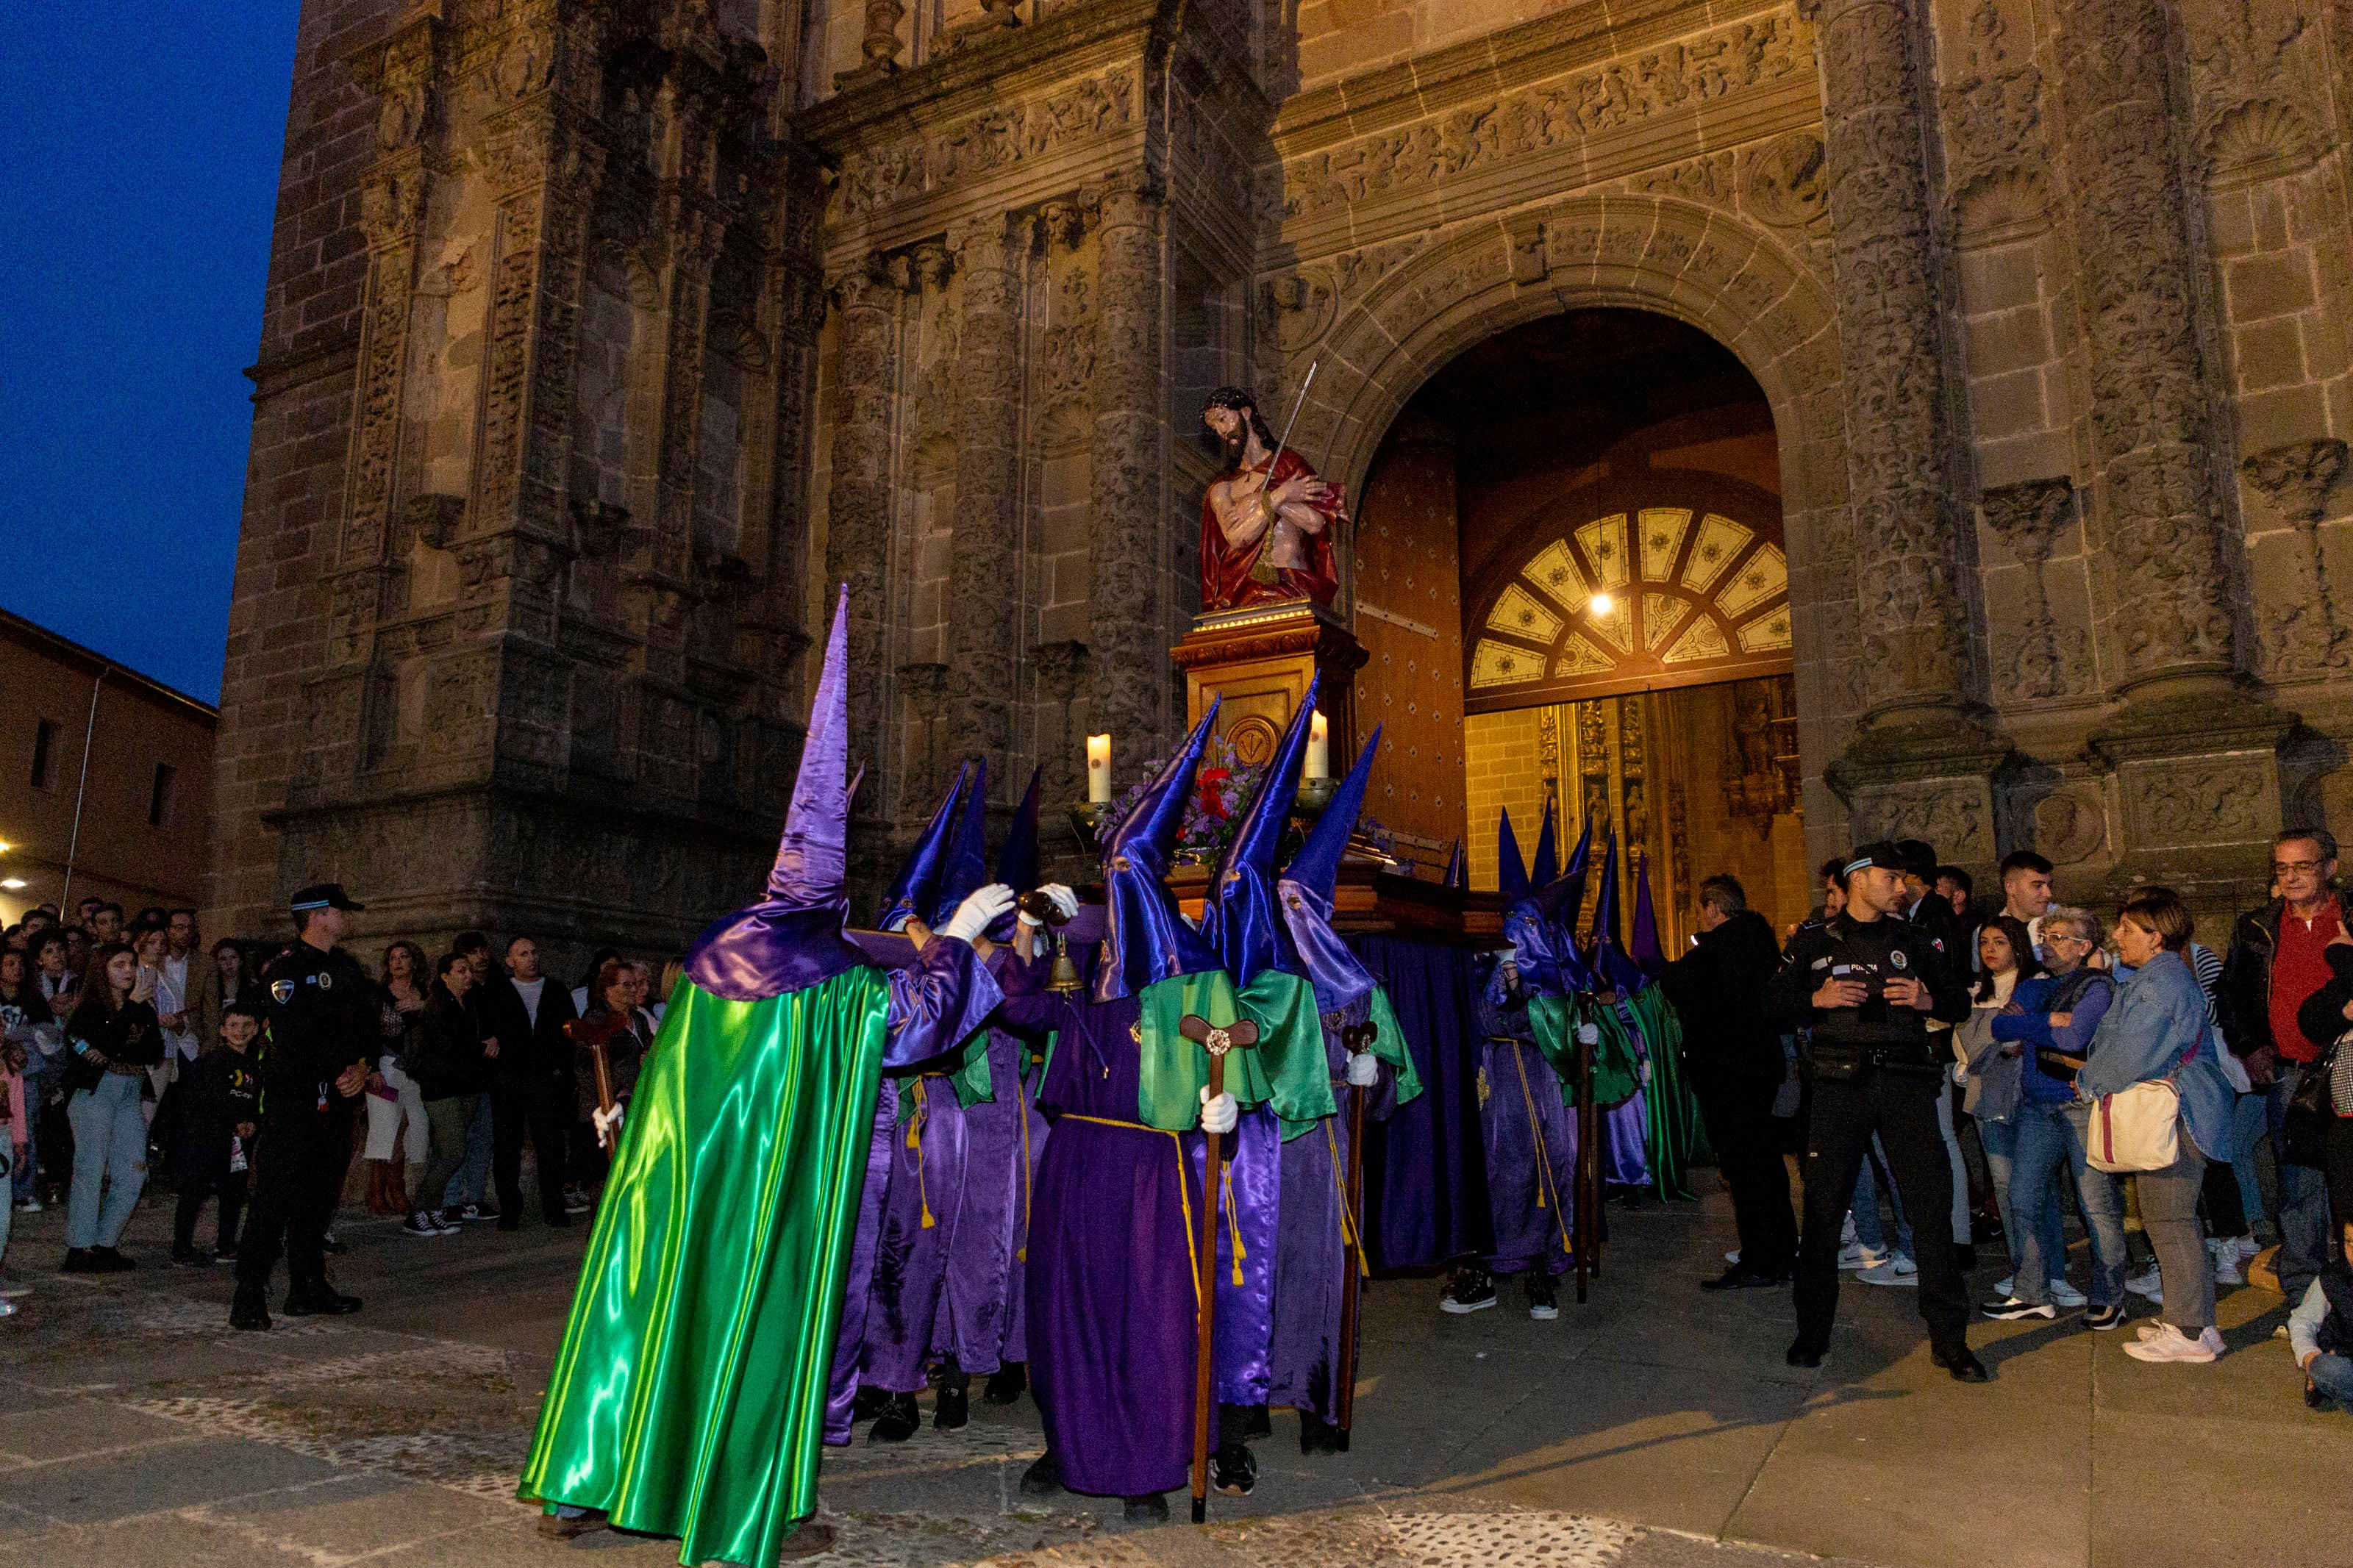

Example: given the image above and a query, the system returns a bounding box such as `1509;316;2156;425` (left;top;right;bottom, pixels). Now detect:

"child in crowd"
171;1003;262;1266
2289;1167;2353;1412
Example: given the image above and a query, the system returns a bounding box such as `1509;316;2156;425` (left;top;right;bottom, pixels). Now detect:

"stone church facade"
211;0;2353;956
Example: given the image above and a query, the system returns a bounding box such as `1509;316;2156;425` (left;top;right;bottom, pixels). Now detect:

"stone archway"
1269;193;1857;845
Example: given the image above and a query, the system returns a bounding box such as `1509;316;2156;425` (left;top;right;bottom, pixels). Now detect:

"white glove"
593;1103;624;1150
1577;1023;1599;1046
1199;1087;1239;1136
940;883;1015;944
1346;1050;1379;1088
1018;883;1079;927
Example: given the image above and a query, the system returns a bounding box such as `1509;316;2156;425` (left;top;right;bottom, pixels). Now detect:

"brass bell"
1046;931;1084;995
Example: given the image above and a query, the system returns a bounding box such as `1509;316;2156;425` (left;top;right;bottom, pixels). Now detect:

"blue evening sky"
0;4;302;705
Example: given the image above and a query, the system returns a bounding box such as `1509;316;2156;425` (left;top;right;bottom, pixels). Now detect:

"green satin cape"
1528;992;1642;1108
518;970;888;1568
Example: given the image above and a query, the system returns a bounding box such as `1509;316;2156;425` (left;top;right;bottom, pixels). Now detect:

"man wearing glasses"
2221;828;2349;1305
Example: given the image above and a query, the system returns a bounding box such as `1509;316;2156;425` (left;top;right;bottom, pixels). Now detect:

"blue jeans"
2267;1067;2332;1301
1977;1114;2065;1282
441;1094;494;1208
2311;1353;2353;1405
12;1055;59;1203
65;1074;149;1249
2227;1089;2268;1233
1850;1135;1914;1258
2010;1098;2128;1306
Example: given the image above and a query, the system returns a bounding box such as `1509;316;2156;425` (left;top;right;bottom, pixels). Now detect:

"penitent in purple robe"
996;952;1202;1500
1474;981;1577;1278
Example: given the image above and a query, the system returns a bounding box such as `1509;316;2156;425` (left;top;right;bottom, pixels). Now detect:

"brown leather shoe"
776;1519;835;1558
532;1509;607;1540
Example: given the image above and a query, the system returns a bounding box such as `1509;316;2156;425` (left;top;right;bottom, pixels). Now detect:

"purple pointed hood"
876;761;970;932
1095;703;1221;1003
986;767;1043;942
1205;679;1319;989
1278;722;1382;1014
1590;833;1649;994
929;756;990;927
1496;807;1532;903
683;584;871;1000
1443;837;1466;889
1530;798;1560;888
1629;851;1668;977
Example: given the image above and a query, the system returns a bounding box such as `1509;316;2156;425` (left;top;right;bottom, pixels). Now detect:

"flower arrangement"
1096;732;1380;865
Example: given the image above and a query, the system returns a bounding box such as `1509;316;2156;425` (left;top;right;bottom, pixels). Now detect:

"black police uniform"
1765;909;1971;1359
235;937;377;1317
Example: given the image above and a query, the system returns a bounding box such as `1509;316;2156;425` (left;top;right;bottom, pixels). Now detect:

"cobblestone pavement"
2;1178;2346;1568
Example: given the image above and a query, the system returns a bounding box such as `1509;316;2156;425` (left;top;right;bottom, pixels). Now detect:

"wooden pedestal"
1170;600;1369;770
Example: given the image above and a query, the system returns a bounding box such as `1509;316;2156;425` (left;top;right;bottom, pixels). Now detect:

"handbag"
2280;1032;2344;1170
2085;1078;2181;1173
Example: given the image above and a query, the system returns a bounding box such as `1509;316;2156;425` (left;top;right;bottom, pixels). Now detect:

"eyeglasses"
2272;860;2326;875
2044;933;2091;946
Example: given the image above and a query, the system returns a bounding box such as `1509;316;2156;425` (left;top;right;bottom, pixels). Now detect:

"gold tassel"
914;1082;935;1228
1223;1164;1246;1286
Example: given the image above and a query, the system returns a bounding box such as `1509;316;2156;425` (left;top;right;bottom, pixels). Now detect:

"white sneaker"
2232;1234;2262;1261
1838;1242;1890;1272
2125;1266;2164;1303
1859;1253;1919;1287
1992;1275;2015;1297
1724;1250;1743;1265
2122;1322;2218;1364
2207;1240;2244;1286
2047;1281;2088;1309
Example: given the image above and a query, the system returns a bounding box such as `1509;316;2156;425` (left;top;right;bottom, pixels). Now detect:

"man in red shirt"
2222;828;2350;1303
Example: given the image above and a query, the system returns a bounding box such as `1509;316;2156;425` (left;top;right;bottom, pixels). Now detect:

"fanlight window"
1467;504;1791;711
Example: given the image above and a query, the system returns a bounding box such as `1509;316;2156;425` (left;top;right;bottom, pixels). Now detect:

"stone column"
2056;0;2236;698
1087;171;1165;765
946;211;1023;782
1813;0;1971;726
824;258;904;795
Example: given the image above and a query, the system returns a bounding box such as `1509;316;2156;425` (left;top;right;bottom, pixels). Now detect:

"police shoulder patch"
271;978;296;1005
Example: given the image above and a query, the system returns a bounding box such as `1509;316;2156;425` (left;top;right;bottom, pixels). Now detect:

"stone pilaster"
824;258;906;797
946;212;1023;784
1086;171;1165;768
1813;0;1972;728
2055;0;2235;698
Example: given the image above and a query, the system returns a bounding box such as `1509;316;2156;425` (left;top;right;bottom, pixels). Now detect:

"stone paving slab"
1;1174;2346;1567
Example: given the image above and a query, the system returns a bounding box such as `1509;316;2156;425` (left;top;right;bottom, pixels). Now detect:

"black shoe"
866;1391;920;1443
851;1384;891;1422
1210;1443;1256;1496
1785;1338;1827;1369
282;1282;362;1317
1952;1242;1978;1272
535;1510;608;1540
1299;1412;1342;1455
1240;1403;1271;1439
1702;1265;1789;1292
60;1247;101;1274
90;1246;135;1272
320;1233;346;1256
933;1380;968;1431
1932;1346;1990;1383
496;1216;521;1233
1122;1492;1168;1522
212;1242;240;1263
1981;1295;2057;1321
983;1364;1027;1405
229;1286;273;1332
171;1245;207;1267
1440;1265;1497;1314
1527;1272;1561;1320
2084;1303;2125;1331
1019;1450;1065;1497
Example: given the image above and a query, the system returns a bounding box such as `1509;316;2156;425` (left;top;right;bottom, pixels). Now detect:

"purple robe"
998;955;1201;1499
1602;996;1654;1191
1200;1104;1279;1408
1474;984;1576;1277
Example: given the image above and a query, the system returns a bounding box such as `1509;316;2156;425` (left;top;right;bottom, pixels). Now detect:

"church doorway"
1351;308;1815;943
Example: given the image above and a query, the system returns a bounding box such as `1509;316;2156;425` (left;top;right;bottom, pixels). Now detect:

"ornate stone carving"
1939;0;2049;238
2057;0;2236;687
947;213;1023;773
1849;779;1996;862
2029;784;2108;864
1816;0;1971;721
824;260;904;786
1632;151;1737;206
832;69;1137;218
2187;0;2329;182
2243;437;2352;674
1257;268;1337;356
836;0;907;88
1982;479;2082;700
1087;173;1165;755
2124;757;2274;846
1281;12;1811;222
1742;133;1827;226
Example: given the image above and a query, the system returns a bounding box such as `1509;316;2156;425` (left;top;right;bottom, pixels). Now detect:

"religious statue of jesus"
1199;386;1347;612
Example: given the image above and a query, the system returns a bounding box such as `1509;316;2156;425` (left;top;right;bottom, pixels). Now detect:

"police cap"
289;882;365;914
1841;842;1902;881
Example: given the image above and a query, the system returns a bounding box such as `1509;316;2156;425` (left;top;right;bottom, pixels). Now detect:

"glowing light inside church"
1588;593;1614;616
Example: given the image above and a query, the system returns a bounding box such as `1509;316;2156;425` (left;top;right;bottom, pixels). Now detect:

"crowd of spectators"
0;900;670;1309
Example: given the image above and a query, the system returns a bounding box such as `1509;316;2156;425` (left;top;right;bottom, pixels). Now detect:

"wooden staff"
1575;1000;1600;1303
563;1014;624;1146
1333;1019;1378;1451
1177;1011;1260;1525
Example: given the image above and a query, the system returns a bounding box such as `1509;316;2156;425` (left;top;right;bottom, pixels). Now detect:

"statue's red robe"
1199;449;1344;612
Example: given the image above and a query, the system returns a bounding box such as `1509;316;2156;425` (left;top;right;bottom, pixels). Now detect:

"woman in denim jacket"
2077;887;2240;1364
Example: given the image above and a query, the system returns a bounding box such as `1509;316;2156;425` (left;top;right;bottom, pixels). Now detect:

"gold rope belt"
1055;1113;1202;1311
1510;1045;1574;1257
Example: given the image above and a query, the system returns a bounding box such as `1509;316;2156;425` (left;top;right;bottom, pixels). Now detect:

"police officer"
230;883;378;1331
1767;843;1984;1381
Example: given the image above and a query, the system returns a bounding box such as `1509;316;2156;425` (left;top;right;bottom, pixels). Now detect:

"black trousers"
174;1150;249;1253
1794;1070;1969;1356
492;1081;571;1224
1693;1070;1797;1275
236;1106;354;1295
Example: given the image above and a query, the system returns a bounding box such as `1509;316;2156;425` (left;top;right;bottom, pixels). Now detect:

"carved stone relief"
1849;779;1997;862
2242;437;2352;674
832;69;1138;219
1982;478;2090;701
2121;756;2278;848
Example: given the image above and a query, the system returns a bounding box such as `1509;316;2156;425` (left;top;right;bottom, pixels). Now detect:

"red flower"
1196;767;1232;820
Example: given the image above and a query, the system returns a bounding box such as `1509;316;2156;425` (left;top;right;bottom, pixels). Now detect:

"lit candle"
1086;734;1113;803
1306;712;1330;780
